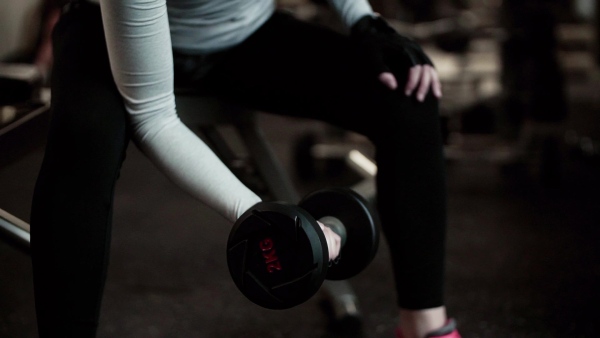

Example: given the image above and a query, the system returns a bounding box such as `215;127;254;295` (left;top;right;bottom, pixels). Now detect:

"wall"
0;0;43;60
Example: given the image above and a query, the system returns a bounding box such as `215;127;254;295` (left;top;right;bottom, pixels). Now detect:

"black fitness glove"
350;15;433;78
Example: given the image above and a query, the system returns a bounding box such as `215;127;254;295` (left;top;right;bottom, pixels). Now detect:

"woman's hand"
318;221;342;261
379;65;442;101
351;15;443;102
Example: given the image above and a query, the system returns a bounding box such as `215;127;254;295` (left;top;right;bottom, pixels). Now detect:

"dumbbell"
226;188;380;309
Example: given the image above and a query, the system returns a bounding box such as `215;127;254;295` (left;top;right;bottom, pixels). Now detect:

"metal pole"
0;208;30;250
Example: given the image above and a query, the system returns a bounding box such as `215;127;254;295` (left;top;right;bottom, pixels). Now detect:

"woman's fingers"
378;72;398;90
404;65;443;101
430;66;443;98
318;221;341;261
405;65;423;96
379;65;443;102
416;66;432;102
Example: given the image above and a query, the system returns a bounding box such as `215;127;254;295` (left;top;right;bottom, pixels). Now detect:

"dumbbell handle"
319;216;347;248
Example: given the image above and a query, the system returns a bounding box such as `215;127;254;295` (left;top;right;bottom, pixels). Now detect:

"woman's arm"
328;0;442;99
99;0;261;222
327;0;375;27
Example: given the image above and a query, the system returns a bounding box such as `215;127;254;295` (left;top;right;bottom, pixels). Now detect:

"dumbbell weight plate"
227;202;328;309
299;188;380;280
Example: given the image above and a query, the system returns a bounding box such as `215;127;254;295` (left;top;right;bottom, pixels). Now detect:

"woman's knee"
363;89;441;146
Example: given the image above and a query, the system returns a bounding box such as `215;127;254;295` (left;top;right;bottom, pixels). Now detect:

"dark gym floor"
2;12;600;338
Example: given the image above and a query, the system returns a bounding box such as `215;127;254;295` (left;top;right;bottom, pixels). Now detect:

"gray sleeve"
99;0;261;222
327;0;374;27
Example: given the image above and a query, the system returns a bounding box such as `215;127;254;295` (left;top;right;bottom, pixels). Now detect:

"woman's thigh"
202;12;418;139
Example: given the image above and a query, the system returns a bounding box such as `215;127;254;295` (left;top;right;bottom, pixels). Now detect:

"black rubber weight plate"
227;202;328;309
299;188;380;280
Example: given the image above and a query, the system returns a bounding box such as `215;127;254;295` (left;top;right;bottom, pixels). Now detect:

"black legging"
31;3;447;336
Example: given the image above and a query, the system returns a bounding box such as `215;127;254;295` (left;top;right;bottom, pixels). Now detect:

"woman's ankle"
398;306;447;338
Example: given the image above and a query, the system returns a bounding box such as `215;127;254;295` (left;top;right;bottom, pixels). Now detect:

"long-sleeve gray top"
96;0;373;222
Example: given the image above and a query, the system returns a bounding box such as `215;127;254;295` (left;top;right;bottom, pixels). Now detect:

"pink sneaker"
395;319;462;338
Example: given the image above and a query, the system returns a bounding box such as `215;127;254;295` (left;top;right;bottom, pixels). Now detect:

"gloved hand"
350;15;442;101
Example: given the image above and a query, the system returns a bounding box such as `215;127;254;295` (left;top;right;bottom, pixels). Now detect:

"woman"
30;0;459;337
